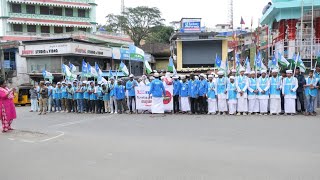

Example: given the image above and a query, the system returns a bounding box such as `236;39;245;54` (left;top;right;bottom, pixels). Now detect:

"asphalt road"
1;107;320;180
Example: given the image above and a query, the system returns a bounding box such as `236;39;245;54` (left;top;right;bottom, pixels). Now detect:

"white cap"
286;70;293;74
62;81;66;84
200;73;205;77
231;69;236;73
173;75;179;79
154;73;160;77
208;75;213;78
214;74;218;78
45;81;50;84
240;67;245;72
261;70;267;74
98;81;102;85
57;82;61;85
67;82;72;85
272;69;279;73
180;75;186;79
129;74;134;78
194;76;199;80
250;71;255;74
244;71;249;74
165;72;171;76
83;80;87;84
230;76;235;80
218;71;224;75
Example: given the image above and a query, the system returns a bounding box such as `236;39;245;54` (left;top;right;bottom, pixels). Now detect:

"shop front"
19;39;112;83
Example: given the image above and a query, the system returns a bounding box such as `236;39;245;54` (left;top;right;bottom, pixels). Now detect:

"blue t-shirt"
149;79;165;97
173;80;181;96
61;86;68;98
88;86;97;100
114;85;126;100
126;80;137;97
179;81;189;97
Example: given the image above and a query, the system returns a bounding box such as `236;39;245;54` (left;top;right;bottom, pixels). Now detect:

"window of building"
53;7;62;16
26;5;36;14
41;26;50;33
12;24;23;32
54;27;63;33
65;8;73;17
66;27;74;32
11;4;21;13
40;6;49;15
78;9;86;17
27;25;36;33
78;28;86;32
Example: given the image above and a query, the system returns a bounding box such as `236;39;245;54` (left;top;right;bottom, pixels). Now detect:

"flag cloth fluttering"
108;68;114;79
62;64;72;78
81;60;88;75
144;60;153;74
240;16;245;25
277;52;290;67
296;53;306;72
119;61;129;76
167;57;177;75
42;69;53;80
95;63;102;81
244;57;251;73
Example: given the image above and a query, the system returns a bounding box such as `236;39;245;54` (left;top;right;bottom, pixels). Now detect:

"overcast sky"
95;0;270;29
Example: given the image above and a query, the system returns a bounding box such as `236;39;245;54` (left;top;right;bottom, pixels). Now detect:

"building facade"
0;0;97;41
260;0;320;69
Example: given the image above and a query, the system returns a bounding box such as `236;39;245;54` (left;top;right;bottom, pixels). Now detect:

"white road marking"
8;138;15;141
49;120;86;127
39;131;65;143
20;139;35;143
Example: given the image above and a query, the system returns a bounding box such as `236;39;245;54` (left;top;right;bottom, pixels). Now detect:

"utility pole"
228;0;234;29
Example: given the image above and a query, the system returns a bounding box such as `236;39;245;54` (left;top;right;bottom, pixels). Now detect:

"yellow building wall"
221;39;228;63
156;60;168;71
177;41;183;71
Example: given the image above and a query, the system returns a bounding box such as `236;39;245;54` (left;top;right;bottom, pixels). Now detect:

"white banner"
135;85;173;111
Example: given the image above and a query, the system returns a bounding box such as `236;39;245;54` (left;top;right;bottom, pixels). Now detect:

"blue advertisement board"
181;18;201;32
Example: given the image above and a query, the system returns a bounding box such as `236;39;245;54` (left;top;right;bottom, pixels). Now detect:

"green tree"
146;26;174;44
105;6;164;46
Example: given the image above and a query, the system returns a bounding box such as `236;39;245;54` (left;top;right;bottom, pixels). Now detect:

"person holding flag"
126;74;138;114
207;75;217;115
257;70;270;115
282;70;298;115
236;68;249;115
247;71;259;115
172;75;181;114
215;71;228;115
269;69;282;115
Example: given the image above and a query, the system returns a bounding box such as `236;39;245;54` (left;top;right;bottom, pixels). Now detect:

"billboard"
181;18;201;33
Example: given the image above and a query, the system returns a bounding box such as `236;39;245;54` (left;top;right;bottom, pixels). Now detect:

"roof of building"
8;18;92;28
260;0;320;27
170;32;222;41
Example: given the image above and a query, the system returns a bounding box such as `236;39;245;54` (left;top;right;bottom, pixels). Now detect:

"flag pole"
293;52;298;75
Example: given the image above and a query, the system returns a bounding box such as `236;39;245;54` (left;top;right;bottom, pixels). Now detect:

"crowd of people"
30;66;320;116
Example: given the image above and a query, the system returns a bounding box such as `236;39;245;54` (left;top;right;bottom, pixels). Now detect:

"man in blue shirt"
54;82;62;112
115;80;128;114
76;82;85;113
188;74;199;114
66;82;74;113
304;70;319;116
72;81;78;113
149;73;166;114
172;75;181;113
179;75;190;113
126;74;138;114
198;74;208;114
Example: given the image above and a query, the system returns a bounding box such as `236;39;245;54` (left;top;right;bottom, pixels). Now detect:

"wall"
11;47;29;87
155;59;168;71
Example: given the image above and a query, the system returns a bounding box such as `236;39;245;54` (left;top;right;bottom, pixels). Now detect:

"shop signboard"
19;42;112;57
181;18;201;33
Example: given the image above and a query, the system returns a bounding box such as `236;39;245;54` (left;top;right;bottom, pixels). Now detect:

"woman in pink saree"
0;79;17;133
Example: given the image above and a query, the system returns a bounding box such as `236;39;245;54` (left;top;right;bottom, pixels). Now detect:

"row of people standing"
171;68;319;116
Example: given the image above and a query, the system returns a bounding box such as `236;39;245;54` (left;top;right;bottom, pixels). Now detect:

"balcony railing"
58;0;95;3
9;12;90;22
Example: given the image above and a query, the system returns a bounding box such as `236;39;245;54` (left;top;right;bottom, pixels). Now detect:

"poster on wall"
181;18;201;33
135;85;173;111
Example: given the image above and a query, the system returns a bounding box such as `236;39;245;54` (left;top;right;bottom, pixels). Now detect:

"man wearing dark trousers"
295;67;306;113
198;74;208;114
188;74;199;114
172;75;181;113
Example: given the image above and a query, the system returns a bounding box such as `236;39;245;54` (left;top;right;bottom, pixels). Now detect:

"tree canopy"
105;6;164;46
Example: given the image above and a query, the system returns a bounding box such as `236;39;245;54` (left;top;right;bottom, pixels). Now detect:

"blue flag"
108;68;114;79
215;54;222;68
272;55;277;66
82;60;88;74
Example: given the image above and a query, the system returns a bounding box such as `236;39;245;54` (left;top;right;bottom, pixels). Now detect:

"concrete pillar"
176;41;183;71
